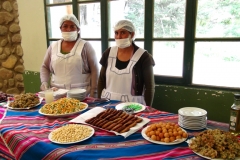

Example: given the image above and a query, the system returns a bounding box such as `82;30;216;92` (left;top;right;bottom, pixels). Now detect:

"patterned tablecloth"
0;99;231;160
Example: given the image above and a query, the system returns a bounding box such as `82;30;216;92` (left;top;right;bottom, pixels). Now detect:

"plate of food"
39;97;88;117
141;122;188;145
115;102;146;113
6;93;43;110
187;129;240;160
48;124;94;144
70;107;150;138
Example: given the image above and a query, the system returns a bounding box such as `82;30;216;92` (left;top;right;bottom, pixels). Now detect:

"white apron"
50;39;91;95
101;46;146;105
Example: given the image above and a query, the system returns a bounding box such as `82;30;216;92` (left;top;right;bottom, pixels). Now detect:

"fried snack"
85;108;142;133
9;93;40;108
51;124;93;143
189;129;240;159
145;122;188;143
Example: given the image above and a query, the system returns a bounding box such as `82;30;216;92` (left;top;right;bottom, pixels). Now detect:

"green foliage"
223;56;240;62
124;0;145;36
123;0;240;61
153;0;185;37
123;0;240;38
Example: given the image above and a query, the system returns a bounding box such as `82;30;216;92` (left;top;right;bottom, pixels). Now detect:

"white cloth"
101;46;146;105
50;39;91;94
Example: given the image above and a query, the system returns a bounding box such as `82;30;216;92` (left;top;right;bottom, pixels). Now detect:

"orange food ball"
182;132;188;138
164;137;170;143
168;132;173;137
164;133;170;138
159;132;164;139
150;131;155;136
170;136;176;142
151;135;157;141
173;131;178;137
178;131;183;136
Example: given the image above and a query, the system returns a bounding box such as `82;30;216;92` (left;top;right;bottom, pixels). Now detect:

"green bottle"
229;94;240;136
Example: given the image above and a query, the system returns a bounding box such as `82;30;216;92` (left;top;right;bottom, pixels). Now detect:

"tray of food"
39;97;88;117
70;107;150;138
6;93;43;110
187;129;240;159
142;122;188;145
48;124;94;144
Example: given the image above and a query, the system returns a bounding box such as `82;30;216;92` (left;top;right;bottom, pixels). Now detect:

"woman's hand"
51;87;58;91
40;82;48;91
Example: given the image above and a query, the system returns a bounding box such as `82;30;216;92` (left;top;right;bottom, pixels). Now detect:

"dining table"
0;97;236;160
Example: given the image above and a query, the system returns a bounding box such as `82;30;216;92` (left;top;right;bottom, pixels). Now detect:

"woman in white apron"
98;20;155;106
40;14;99;98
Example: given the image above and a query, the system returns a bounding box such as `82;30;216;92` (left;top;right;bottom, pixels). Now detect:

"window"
44;0;240;91
193;0;240;88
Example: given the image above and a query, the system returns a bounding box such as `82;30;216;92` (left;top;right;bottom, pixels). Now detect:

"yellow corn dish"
40;97;87;115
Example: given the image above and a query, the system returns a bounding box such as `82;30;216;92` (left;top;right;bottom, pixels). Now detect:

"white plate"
6;97;43;110
179;115;207;120
141;126;187;145
178;107;207;116
67;89;86;95
48;124;94;144
39;102;88;117
115;102;146;113
178;122;206;130
191;150;240;160
39;89;68;98
191;149;212;160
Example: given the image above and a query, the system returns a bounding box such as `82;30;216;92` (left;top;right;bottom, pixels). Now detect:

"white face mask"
115;37;131;48
61;31;78;41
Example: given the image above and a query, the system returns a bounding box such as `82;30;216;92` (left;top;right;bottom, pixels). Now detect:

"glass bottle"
229;93;240;135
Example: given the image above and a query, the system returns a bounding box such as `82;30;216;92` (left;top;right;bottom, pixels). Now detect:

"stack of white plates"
53;89;68;100
67;89;86;101
39;89;68;100
178;107;207;130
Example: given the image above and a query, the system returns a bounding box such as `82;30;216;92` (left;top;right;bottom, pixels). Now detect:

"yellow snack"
40;97;86;115
189;129;240;159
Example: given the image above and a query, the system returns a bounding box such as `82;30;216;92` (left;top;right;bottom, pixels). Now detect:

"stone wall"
0;0;24;94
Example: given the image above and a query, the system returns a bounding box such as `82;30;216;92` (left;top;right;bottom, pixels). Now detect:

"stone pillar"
0;0;24;94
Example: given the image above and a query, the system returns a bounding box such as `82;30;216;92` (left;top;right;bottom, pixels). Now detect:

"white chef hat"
114;19;135;32
114;19;136;40
59;14;80;28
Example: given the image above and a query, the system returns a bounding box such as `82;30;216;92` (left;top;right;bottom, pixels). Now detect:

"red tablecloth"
0;100;232;160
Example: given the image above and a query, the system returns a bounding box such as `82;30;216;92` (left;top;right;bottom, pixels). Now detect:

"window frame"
44;0;240;92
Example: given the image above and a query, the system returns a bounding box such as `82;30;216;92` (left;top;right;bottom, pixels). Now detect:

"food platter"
187;138;220;160
70;107;150;138
48;124;94;144
115;102;146;113
39;102;88;117
187;137;240;160
190;150;240;160
6;97;43;110
141;126;187;145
